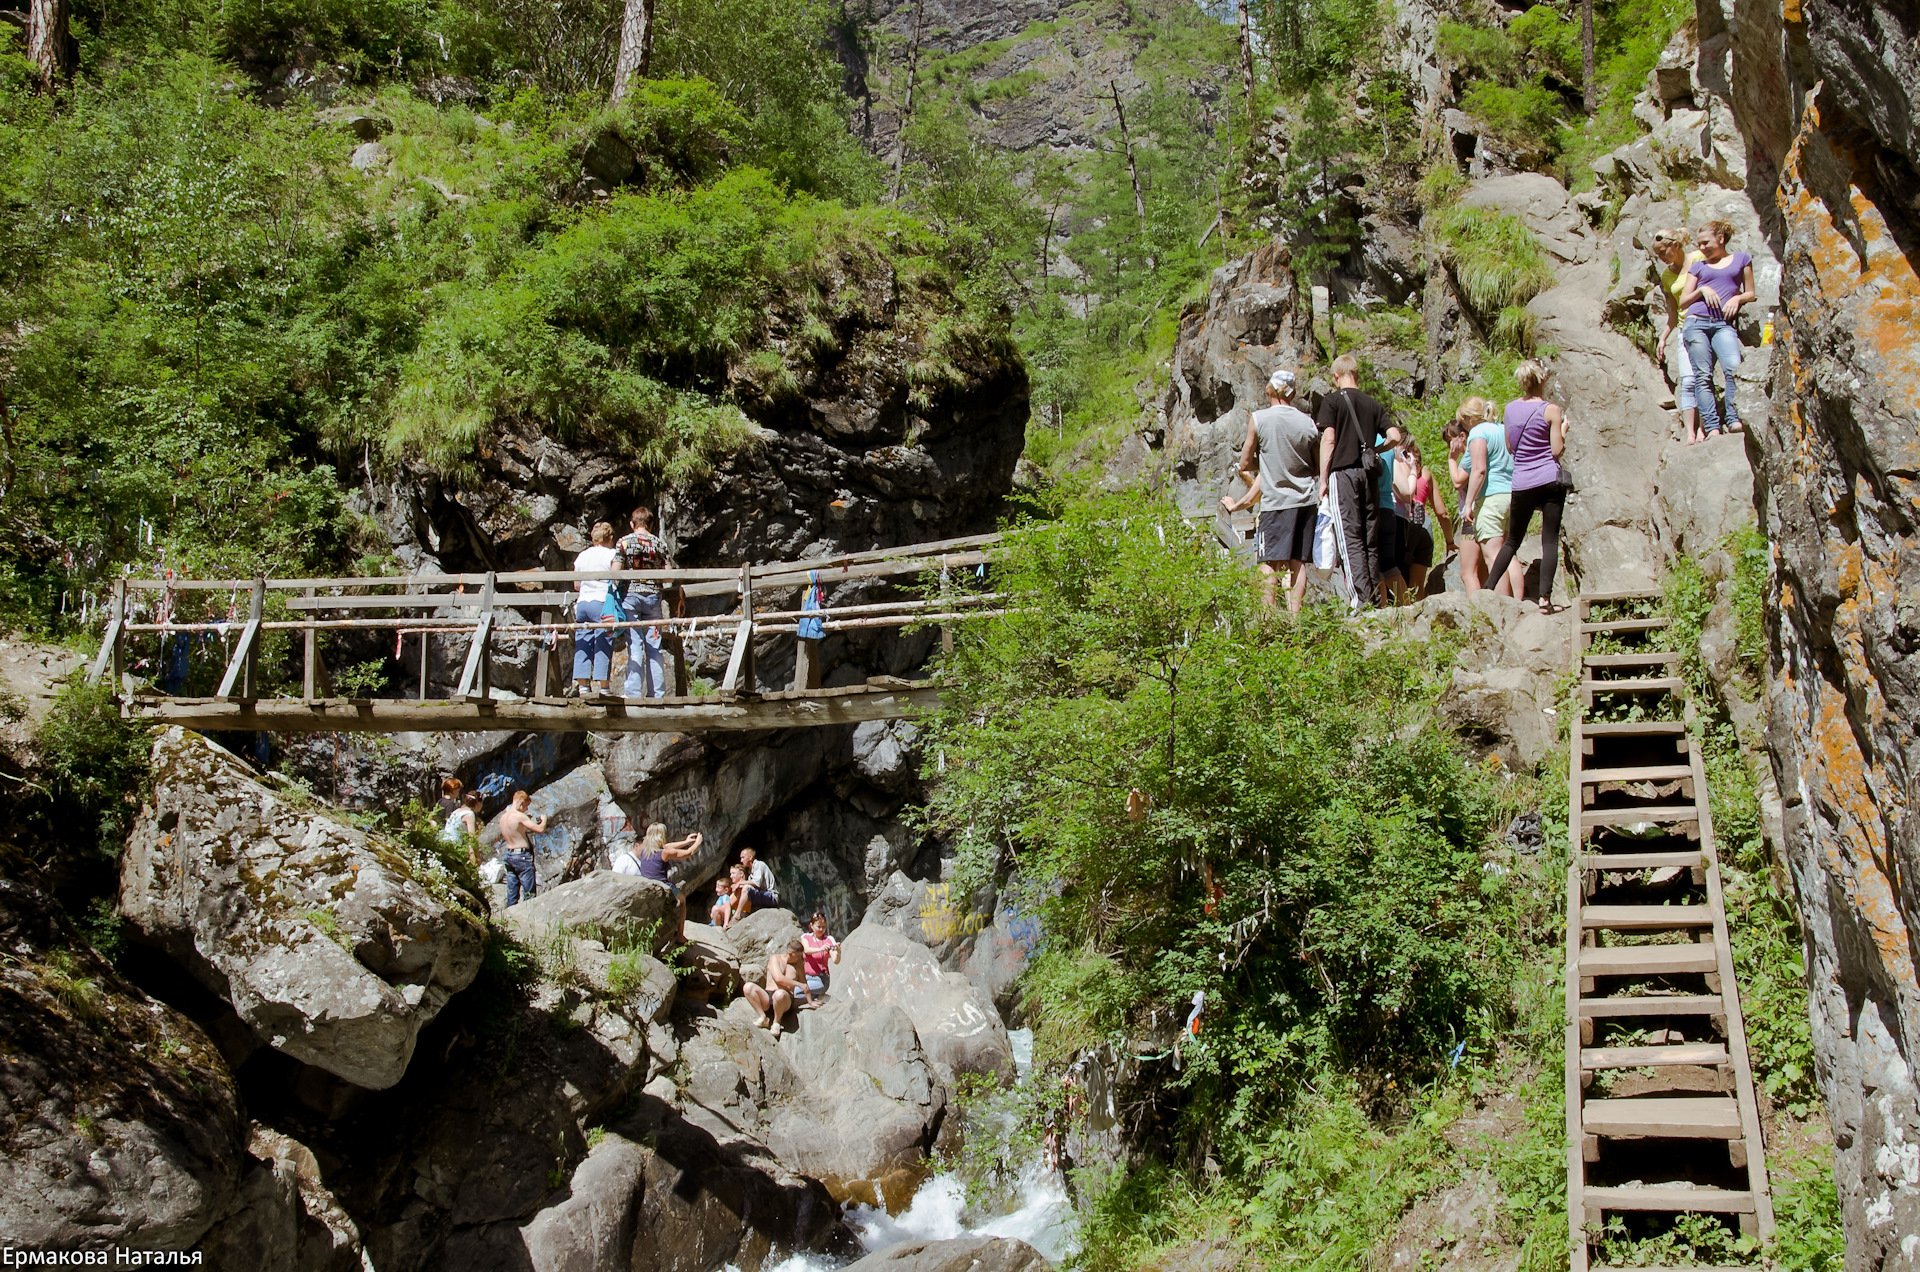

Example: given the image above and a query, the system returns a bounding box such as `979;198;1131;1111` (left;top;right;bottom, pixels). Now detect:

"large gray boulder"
765;999;946;1209
725;907;805;978
504;870;677;948
843;1237;1054;1272
1384;591;1572;773
861;871;1038;1015
837;924;1014;1086
121;728;487;1091
0;878;247;1250
673;994;946;1213
196;1127;365;1272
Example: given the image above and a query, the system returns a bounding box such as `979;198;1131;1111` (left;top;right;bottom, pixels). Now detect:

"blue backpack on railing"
797;570;825;642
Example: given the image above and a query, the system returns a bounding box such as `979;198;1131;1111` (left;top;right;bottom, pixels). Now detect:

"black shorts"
1401;517;1434;573
1257;506;1315;563
1373;506;1404;576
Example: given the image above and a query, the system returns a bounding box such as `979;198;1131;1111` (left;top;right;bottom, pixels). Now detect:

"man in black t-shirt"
1314;354;1384;607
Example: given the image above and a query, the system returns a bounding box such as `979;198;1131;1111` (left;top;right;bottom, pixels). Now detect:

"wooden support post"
456;572;496;701
794;637;822;691
217;580;265;701
535;609;552;701
303;588;320;702
244;578;264;698
419;627;429;699
669;586;689;696
88;579;126;687
720;564;755;694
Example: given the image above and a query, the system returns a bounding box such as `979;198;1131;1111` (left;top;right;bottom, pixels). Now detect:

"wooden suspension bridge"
1563;590;1773;1269
86;534;1000;734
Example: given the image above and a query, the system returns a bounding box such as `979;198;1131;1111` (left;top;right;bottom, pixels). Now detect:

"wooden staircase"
1565;591;1774;1270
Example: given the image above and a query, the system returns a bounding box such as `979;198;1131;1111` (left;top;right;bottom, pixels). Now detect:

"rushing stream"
751;1028;1078;1270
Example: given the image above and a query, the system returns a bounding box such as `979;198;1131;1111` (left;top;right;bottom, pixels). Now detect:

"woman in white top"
572;522;621;696
440;791;485;863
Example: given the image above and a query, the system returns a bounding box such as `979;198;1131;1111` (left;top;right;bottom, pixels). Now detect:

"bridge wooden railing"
87;533;1001;733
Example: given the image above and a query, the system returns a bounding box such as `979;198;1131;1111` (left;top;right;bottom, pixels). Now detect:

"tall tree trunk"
888;2;926;202
1581;0;1596;115
1236;0;1257;133
1110;82;1155;273
28;0;71;93
610;0;655;105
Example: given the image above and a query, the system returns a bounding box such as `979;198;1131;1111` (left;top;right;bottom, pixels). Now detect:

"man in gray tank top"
1221;368;1321;612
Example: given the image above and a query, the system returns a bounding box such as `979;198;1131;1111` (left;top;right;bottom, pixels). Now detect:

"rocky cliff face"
1734;0;1920;1257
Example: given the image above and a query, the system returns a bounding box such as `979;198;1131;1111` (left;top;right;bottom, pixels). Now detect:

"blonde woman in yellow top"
1650;228;1706;444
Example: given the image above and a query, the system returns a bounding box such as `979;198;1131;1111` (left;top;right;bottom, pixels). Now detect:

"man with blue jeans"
498;789;548;907
615;506;670;699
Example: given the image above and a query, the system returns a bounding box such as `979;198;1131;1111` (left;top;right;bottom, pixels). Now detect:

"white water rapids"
744;1028;1078;1271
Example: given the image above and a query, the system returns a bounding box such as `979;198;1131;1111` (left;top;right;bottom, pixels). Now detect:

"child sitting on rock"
744;939;809;1038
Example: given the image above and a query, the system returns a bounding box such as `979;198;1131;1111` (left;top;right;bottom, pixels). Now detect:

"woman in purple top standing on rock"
1677;219;1756;437
1482;361;1569;616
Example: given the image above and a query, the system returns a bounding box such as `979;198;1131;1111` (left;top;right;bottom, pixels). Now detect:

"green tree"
922;493;1513;1135
1278;84;1360;292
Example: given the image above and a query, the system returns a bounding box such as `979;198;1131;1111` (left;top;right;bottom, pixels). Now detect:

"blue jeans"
1682;316;1742;434
622;592;668;699
572;600;612;682
503;851;537;906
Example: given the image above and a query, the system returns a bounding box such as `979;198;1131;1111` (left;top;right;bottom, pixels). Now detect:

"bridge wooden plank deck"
120;681;943;734
93;534;999;734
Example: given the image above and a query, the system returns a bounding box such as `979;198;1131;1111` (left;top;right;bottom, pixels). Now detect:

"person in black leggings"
1485;361;1570;615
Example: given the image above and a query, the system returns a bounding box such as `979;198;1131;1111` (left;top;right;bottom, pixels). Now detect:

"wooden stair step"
1581;720;1688;737
1584;1097;1742;1138
1581;905;1714;931
1582;651;1682;669
1578;995;1724;1019
1579;617;1670;634
1580;1042;1729;1070
1580;945;1719;977
1581;1185;1756;1213
1578;851;1706;872
1582;676;1686;695
1581;804;1700;828
1581;764;1693;785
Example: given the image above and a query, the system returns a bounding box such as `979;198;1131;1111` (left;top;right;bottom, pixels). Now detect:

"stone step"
1580;1042;1729;1070
1582;1185;1756;1214
1581;905;1714;931
1584;1097;1742;1138
1580;945;1719;978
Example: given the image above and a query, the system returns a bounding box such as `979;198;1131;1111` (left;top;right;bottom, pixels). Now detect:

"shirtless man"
743;938;809;1038
498;790;548;907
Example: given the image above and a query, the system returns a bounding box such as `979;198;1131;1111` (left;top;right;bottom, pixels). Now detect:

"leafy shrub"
1459;81;1568;156
922;493;1511;1144
1430;204;1557;316
35;678;152;860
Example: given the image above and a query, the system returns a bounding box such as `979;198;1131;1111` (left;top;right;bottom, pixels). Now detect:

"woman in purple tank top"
1677;219;1756;437
1482;360;1569;616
